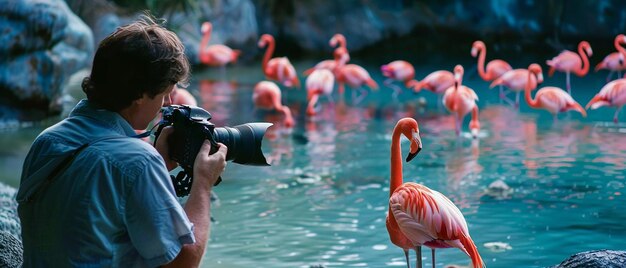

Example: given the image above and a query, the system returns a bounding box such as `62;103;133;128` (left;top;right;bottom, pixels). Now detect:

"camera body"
157;105;272;195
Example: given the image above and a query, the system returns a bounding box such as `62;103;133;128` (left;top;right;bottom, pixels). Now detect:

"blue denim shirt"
17;100;194;267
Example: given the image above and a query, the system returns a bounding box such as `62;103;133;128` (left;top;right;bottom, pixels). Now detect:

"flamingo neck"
525;71;539;108
199;27;211;61
576;44;590;76
262;38;275;73
616;37;626;61
476;46;488;80
390;128;403;196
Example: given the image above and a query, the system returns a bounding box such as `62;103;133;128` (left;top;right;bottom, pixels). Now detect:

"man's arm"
161;141;227;267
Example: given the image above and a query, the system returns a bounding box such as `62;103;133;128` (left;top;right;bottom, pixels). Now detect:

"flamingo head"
453;64;464;88
580;41;593;57
397;118;422;162
381;64;394;78
258;34;274;48
469;119;480;139
471;40;484;57
329;33;346;48
201;22;212;34
528;63;543;83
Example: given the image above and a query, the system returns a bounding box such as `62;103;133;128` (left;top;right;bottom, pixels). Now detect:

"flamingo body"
306;69;335;115
413;70;455;95
336;64;379;92
586;78;626;122
381;60;416;88
253;81;294;127
490;68;541;92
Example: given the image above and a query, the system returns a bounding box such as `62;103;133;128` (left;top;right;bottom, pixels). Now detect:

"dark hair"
82;15;190;111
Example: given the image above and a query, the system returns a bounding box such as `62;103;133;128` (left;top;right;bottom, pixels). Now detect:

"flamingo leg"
566;71;572;95
431;248;436;268
455;115;461;136
403;249;411;268
326;93;335;104
607;71;614;83
515;91;520;109
614;106;623;123
384;79;403;100
219;65;226;78
416;246;422;268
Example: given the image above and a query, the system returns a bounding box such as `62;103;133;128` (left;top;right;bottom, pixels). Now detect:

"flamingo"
303;33;351;76
258;34;301;88
252;81;294;128
199;22;241;67
443;65;481;138
306;69;335;116
546;41;593;95
334;51;379;102
594;34;626;82
489;66;544;108
471;40;512;99
413;69;453;93
524;64;587;122
386;117;484;268
585;77;626;123
381;60;418;97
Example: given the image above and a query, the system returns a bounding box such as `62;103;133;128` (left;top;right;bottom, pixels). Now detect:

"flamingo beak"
406;132;422;162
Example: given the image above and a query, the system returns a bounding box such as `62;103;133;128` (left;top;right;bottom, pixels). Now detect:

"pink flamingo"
387;117;484;268
306;69;335;116
412;70;455;95
252;81;294;128
443;65;481;138
594;34;626;82
471;40;512;99
586;77;626;123
489;66;544;108
381;60;418;97
303;33;351;76
258;34;301;88
524;64;587;122
334;51;379;102
546;41;593;95
199;22;241;67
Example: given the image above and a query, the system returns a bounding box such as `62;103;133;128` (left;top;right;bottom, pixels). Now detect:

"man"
17;15;226;267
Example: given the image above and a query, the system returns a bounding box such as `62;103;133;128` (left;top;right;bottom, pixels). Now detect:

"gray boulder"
0;231;22;268
552;250;626;268
0;182;20;239
0;0;93;121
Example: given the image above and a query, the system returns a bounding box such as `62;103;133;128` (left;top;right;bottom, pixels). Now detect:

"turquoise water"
2;57;626;268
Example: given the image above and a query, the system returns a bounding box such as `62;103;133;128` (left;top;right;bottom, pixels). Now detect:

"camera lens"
213;123;273;166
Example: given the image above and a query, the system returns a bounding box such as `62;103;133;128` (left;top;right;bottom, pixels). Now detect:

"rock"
0;231;22;268
553;250;626;268
0;182;20;239
0;0;93;121
484;179;513;199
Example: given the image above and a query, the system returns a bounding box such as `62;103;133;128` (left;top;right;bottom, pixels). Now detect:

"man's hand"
154;126;178;171
193;141;227;188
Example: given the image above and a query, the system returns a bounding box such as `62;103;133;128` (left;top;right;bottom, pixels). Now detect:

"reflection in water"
198;79;238;126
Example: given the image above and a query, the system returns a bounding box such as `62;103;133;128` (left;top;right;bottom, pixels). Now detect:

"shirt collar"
68;99;138;137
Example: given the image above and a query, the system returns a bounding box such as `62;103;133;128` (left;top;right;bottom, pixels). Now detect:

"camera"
155;105;272;196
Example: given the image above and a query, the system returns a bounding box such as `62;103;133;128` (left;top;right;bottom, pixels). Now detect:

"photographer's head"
82;14;190;129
